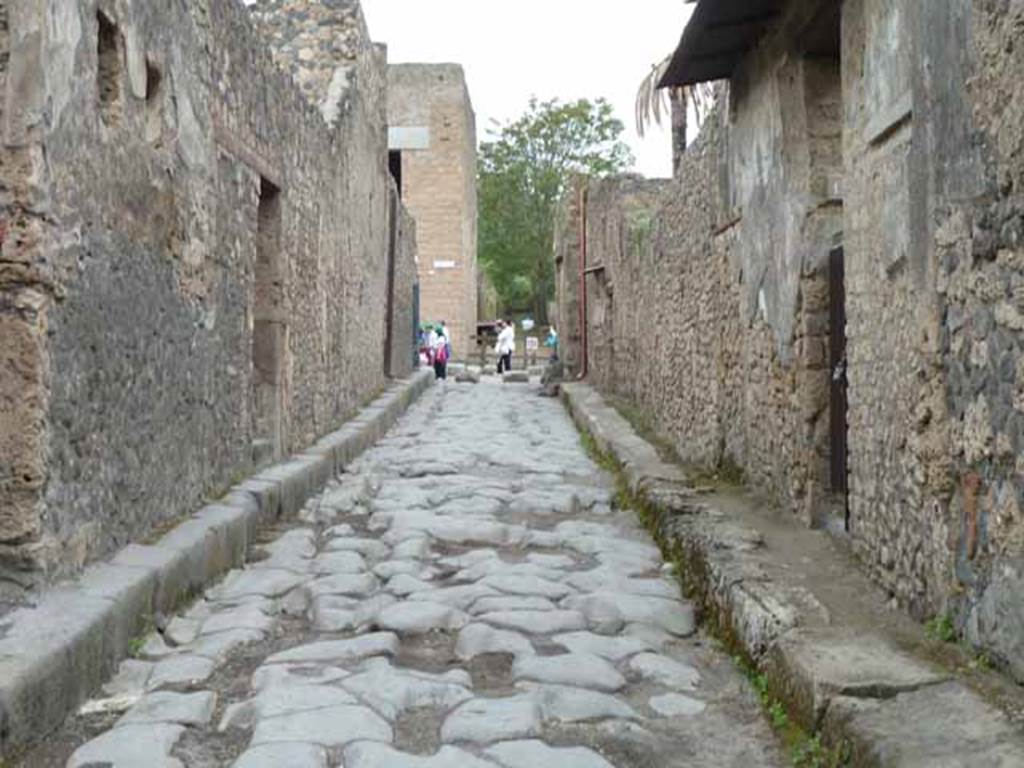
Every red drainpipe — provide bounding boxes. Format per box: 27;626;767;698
577;184;588;379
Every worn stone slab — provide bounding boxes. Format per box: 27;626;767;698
148;654;217;691
486;740;615;768
117;690;216;727
340;659;473;720
0;590;117;754
628;653;700;691
307;571;379;598
823;682;1024;767
552;632;655;662
111;544;192;615
767;628;949;729
221;685;360;730
345;742;495;768
187;627;265;662
563;592;696;637
479;610;587;634
250;663;350;692
67;723;186;768
441;694;542;744
200;603;275;635
265;633;399;665
513;653;626;692
529;684;639;722
208;568;306;602
250;704;392;748
455;623;535;660
232;742;328;768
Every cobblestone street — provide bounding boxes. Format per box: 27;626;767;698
25;379;783;768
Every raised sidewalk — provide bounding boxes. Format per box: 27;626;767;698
562;381;1024;767
0;370;433;759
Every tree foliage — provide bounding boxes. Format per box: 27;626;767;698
478;97;634;320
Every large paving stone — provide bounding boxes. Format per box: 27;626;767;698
529;684;639;722
117;690;216;727
552;631;655;662
408;583;499;610
207;568;306;601
221;684;360;729
312;593;396;633
341;658;473;719
186;628;265;662
312;550;368;575
345;742;496;768
67;723;186;768
147;654;217;691
628;653;700;690
200;603;275;636
471;596;557;615
481;574;574;600
250;704;393;748
563;592;695;637
441;694;543;744
375;601;470;633
265;633;399;665
251;663;350;692
479;610;587;634
513;653;626;692
455;623;535;660
307;572;379;598
486;740;615;768
232;742;328;768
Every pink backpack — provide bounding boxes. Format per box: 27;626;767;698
435;342;449;364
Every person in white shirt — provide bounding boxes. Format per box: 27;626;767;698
495;319;515;374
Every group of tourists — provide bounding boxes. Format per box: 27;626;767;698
419;318;559;381
422;321;451;380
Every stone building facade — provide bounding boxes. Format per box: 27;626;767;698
556;0;1024;681
387;64;479;359
0;0;418;595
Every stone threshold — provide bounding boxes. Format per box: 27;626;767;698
0;369;433;759
561;381;1024;767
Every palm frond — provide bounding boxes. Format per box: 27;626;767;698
635;55;716;141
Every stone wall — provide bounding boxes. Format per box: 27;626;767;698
556;0;1024;682
387;63;478;359
0;0;416;594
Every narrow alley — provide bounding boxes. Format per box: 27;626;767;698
24;379;783;768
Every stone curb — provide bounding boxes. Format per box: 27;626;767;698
0;369;433;758
561;382;1024;767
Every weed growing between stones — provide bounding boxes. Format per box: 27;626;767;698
576;416;851;768
925;614;957;644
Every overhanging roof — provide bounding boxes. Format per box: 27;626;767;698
658;0;783;88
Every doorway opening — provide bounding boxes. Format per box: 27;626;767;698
253;178;285;461
828;245;849;528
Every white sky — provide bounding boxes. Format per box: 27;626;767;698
362;1;694;179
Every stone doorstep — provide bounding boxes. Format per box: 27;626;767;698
560;382;1024;767
0;368;434;760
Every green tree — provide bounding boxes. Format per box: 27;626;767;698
478;97;634;320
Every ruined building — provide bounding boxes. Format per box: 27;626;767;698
0;0;419;595
556;0;1024;681
387;64;479;359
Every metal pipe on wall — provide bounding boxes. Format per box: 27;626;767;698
577;184;588;379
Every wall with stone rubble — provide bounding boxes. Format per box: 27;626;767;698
0;0;415;594
557;0;1024;681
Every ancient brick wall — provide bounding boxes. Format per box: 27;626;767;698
0;0;416;594
387;64;479;360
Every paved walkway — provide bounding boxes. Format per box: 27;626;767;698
28;379;783;767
